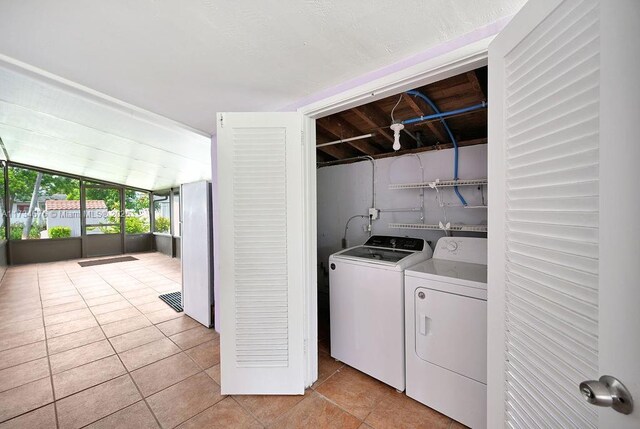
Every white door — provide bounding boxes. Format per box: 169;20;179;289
181;180;213;327
488;1;640;428
216;112;305;394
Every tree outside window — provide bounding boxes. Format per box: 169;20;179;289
125;190;150;234
8;166;80;240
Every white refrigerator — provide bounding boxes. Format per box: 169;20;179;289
181;180;214;328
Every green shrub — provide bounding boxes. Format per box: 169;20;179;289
154;216;170;233
125;216;149;234
49;226;72;238
8;223;48;239
29;224;42;239
10;225;24;240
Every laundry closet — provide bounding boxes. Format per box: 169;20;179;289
316;67;489;428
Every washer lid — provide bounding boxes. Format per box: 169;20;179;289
405;259;487;289
338;246;413;264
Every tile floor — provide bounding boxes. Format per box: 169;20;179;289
0;252;468;429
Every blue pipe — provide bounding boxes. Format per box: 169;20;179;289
400;103;487;126
403;91;487;206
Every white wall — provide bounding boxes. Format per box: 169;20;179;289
46;210;82;237
317;144;488;295
46;208;107;237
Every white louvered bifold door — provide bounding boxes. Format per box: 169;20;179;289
217;112;305;394
491;0;640;427
489;0;602;427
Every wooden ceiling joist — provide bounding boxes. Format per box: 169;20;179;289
317;137;488;165
316;66;488;163
316;141;358;160
351;104;394;146
400;93;449;143
466;70;485;99
316;116;383;156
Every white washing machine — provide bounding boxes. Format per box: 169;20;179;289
329;235;433;391
405;237;488;429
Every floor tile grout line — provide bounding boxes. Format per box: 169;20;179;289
75;399;149;429
185;396;266;429
93;260;223;427
0;335;46;355
52;260;161;427
0;374;50;396
0;403;55;426
311;389;367;426
142;370;225;428
228;396;267;428
45;307;185;372
311;363;389;425
36;267;61;429
90;263;181;327
0;314;45;327
118;328;216;374
61;259;166;429
0;256;183;428
72;256;185;427
47;332;107;356
0;353;48;373
310;360;344;391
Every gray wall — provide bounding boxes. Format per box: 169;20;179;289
7;233;155;265
154;234;174;257
174;237;181;259
9;238;82;265
0;240;7;279
125;234;153;254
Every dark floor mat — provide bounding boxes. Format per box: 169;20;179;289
159;291;183;312
78;256;138;267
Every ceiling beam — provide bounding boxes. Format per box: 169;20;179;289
316;142;357;160
316;151;333;162
317;116;383;156
371;137;487;160
466;70;486;100
350;104;394;146
316;129;360;160
401;93;449;143
318;137;487;166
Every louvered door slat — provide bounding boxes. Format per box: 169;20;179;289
501;1;600;427
218;112;304;394
233;127;288;368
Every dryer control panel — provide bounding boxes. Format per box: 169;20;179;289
433;237;488;265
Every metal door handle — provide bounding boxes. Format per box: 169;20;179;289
579;375;633;415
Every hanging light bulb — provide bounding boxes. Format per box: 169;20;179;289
390;122;404;151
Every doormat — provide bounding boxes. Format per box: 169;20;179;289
159;291;183;312
78;256;138;267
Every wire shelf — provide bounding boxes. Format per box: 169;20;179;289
389;178;488;190
388;223;488;232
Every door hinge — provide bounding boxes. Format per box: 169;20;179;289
219;114;224;128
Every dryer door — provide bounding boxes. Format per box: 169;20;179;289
415;286;487;383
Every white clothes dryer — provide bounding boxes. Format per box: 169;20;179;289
405;236;488;428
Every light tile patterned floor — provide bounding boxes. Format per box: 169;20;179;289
0;252;468;429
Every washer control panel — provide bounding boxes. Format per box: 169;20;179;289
364;235;425;251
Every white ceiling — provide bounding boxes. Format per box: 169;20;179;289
0;65;211;191
0;0;525;134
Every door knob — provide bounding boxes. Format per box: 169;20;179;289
579;375;633;415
